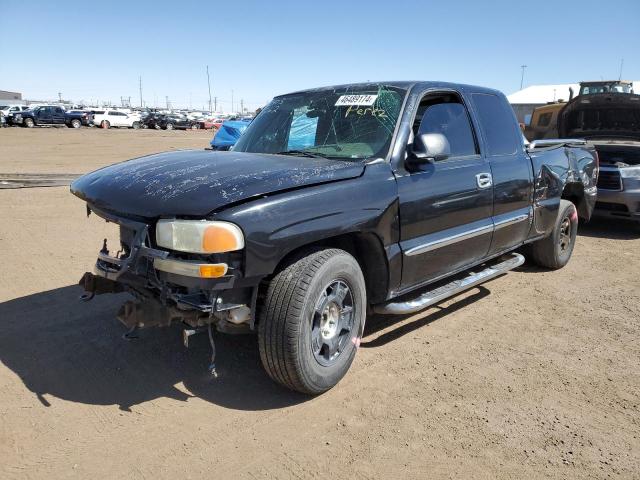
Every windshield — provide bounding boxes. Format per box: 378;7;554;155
233;85;406;160
580;83;633;95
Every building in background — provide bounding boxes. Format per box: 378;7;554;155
0;90;23;105
508;84;578;124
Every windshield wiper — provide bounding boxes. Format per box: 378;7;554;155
275;150;332;159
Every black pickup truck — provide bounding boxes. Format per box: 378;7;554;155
14;105;91;128
72;81;598;394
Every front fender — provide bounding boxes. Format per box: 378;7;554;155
214;161;400;280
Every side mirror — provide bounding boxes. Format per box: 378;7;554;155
409;133;450;164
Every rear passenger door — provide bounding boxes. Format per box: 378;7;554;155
52;107;66;124
396;91;494;290
470;93;533;255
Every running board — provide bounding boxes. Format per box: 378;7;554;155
373;253;525;315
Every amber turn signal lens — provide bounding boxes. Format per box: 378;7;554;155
199;264;228;278
202;225;242;253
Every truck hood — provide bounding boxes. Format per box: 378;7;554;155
558;93;640;140
70;150;365;218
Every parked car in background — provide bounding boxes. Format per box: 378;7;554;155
67;110;95;127
196;116;224;130
157;114;198;130
558;83;640;222
91;109;141;129
0;105;30;125
73;81;598;394
13;106;91;128
210;119;250;149
141;113;164;129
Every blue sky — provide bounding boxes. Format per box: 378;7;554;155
1;0;638;111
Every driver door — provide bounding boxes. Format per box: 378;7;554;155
396;92;494;290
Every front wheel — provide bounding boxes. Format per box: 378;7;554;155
24;118;35;128
131;121;140;129
258;248;366;394
528;199;578;269
100;120;110;129
165;123;174;130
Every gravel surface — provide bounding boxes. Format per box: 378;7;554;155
1;128;638;479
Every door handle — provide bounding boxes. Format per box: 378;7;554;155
476;173;493;189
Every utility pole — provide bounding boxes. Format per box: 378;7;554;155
618;58;624;80
139;76;143;108
165;96;169;110
214;96;217;112
520;65;527;90
58;92;62;102
206;65;213;114
240;99;244;113
231;89;234;113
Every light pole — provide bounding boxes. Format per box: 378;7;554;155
206;65;212;114
520;65;527;90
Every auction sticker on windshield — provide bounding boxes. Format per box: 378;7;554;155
335;95;378;106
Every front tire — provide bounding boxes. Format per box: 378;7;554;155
132;121;140;129
528;199;578;269
258;248;366;395
165;123;174;130
101;120;110;129
24;118;35;128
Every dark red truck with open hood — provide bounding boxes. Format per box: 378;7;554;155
558;82;640;222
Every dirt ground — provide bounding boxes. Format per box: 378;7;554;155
0;128;639;479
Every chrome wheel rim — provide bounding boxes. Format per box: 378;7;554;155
311;280;354;367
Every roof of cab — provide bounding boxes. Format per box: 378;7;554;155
275;81;503;98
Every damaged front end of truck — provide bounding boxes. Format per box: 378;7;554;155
77;205;257;374
79;204;256;328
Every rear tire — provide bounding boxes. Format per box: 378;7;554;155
101;120;110;129
132;121;140;129
528;199;578;269
165;123;174;130
258;248;366;395
70;119;81;129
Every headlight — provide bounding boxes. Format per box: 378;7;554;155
619;166;640;179
156;219;244;254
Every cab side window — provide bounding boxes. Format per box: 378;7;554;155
413;94;477;158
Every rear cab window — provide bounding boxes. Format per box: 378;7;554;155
471;93;520;156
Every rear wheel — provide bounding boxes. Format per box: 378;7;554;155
70;119;81;129
528;199;578;269
258;248;366;394
165;123;174;130
101;120;110;129
132;121;140;129
24;118;35;128
191;123;199;130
